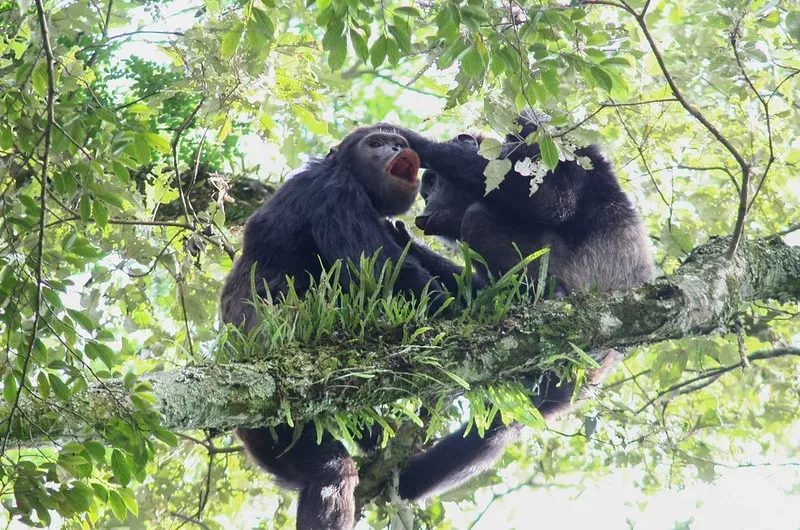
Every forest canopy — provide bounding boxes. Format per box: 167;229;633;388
0;0;799;528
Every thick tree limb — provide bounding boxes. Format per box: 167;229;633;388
1;236;799;447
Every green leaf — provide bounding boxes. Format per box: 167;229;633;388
350;29;369;63
86;341;115;368
79;194;92;222
601;56;632;68
91;482;108;503
3;373;16;404
112;161;130;184
141;132;171;154
293;106;328;135
221;22;244;59
218;117;232;143
31;61;47;96
541;69;559;97
462;4;489;22
589;66;612;92
483;158;512;195
252;8;275;40
98;192;124;209
85;441;106;463
126;135;151;165
477;137;502;160
386;36;401;66
153;429;179;447
67;309;94;331
394;6;422;18
49;373;71;401
787;11;800;41
604;67;629;99
327;31;347;70
37;371;49;400
461;45;483;77
388;24;411;54
369;35;387;69
758;9;780;28
439;36;470;69
119;488;138;517
66;482;93;511
92;200;108;228
539;136;559;170
108;489;127;521
111;449;131;486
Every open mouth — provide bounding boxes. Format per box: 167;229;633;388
386;149;421;185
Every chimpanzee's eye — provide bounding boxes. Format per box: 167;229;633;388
369;139;382;148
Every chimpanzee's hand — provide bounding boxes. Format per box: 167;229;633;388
385;219;415;249
374;123;431;158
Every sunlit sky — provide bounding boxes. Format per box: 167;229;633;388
96;3;800;529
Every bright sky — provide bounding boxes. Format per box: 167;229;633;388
99;4;800;530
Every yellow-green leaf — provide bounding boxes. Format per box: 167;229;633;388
221;22;244;59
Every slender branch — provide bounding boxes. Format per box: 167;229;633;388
341;69;445;98
749;69;800;208
555;98;677;137
579;0;751;258
53;122;93;159
79;30;185;53
2;0;55;458
170;98;205;226
635;348;800;414
727;20;763;258
170;512;211;530
770;222;800;238
734;315;750;368
677;164;740;194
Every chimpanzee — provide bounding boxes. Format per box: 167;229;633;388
384;114;654;501
220;125;470;530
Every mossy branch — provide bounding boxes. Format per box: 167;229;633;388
1;236;799;447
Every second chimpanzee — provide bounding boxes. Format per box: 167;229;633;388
221;125;468;530
385;114;654;501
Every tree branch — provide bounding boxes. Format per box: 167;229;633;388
2;236;799;446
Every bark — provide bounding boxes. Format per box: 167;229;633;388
2;236;798;446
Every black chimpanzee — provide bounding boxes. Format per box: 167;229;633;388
384;114;654;501
220;125;470;530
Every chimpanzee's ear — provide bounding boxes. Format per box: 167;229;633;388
326;145;340;159
455;134;479;150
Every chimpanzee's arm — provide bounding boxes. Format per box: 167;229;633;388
310;184;445;305
385;220;486;293
399;419;523;501
390;125;593;227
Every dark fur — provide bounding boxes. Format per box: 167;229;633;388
221;125;467;530
389;114;654;501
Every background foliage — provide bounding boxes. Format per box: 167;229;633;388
1;0;799;528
